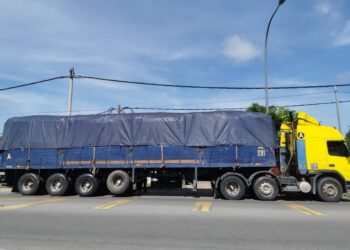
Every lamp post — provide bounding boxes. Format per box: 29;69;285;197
264;0;286;113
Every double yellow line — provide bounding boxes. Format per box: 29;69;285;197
284;201;324;216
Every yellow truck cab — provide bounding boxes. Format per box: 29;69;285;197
280;112;350;202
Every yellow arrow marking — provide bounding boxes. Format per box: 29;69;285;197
95;199;132;210
284;202;324;216
192;200;213;213
0;197;70;211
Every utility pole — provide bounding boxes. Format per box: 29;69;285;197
334;86;342;134
68;68;75;116
264;0;286;113
117;105;122;114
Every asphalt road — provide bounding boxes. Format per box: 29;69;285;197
1;188;350;250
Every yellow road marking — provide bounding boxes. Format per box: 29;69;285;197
0;197;70;211
95;199;132;210
284;202;324;216
192;200;213;213
0;197;42;201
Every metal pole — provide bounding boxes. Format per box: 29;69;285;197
264;1;285;113
117;105;122;114
334;86;343;134
68;68;75;116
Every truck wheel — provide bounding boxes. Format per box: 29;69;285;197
253;176;278;201
317;177;343;202
106;170;130;195
46;173;69;196
17;173;41;195
220;176;245;200
75;173;99;197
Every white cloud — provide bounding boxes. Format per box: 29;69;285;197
269;77;314;87
0;91;66;114
223;35;261;63
336;70;350;83
334;21;350;46
315;3;331;15
314;1;340;19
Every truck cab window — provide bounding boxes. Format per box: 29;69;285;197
327;141;350;157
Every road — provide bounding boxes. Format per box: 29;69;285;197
1;188;350;250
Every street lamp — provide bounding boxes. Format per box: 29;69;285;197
264;0;286;113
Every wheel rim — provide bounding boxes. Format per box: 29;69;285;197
225;181;240;196
80;178;93;193
112;176;124;189
259;181;274;196
23;179;34;192
51;178;64;192
322;182;338;197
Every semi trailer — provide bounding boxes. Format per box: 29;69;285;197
0;111;349;202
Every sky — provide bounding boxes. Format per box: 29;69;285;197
0;0;350;135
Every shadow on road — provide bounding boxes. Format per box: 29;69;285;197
114;188;214;198
2;186;350;202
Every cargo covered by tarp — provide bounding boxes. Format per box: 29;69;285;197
0;111;278;150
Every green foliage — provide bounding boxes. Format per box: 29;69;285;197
346;130;350;147
247;103;296;130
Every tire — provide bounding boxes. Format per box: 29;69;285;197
317;177;343;202
45;173;69;196
75;173;99;197
253;176;278;201
17;173;41;195
219;175;246;200
106;170;130;195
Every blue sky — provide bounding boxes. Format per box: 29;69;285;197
0;0;350;134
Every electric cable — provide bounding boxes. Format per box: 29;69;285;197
1;74;350;91
75;74;350;90
0;76;69;91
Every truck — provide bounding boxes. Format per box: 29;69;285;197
0;111;349;202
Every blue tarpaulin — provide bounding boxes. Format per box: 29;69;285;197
0;111;278;150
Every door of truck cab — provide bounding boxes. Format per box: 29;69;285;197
326;140;350;181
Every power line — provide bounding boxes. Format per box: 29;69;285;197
1;98;350;116
130;107;246;111
130;99;350;111
150;91;333;108
0;109;105;115
75;74;350;90
0;76;69;91
2;74;350;91
283;99;350;108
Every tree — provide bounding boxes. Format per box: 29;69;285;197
247;103;296;130
346;129;350;147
